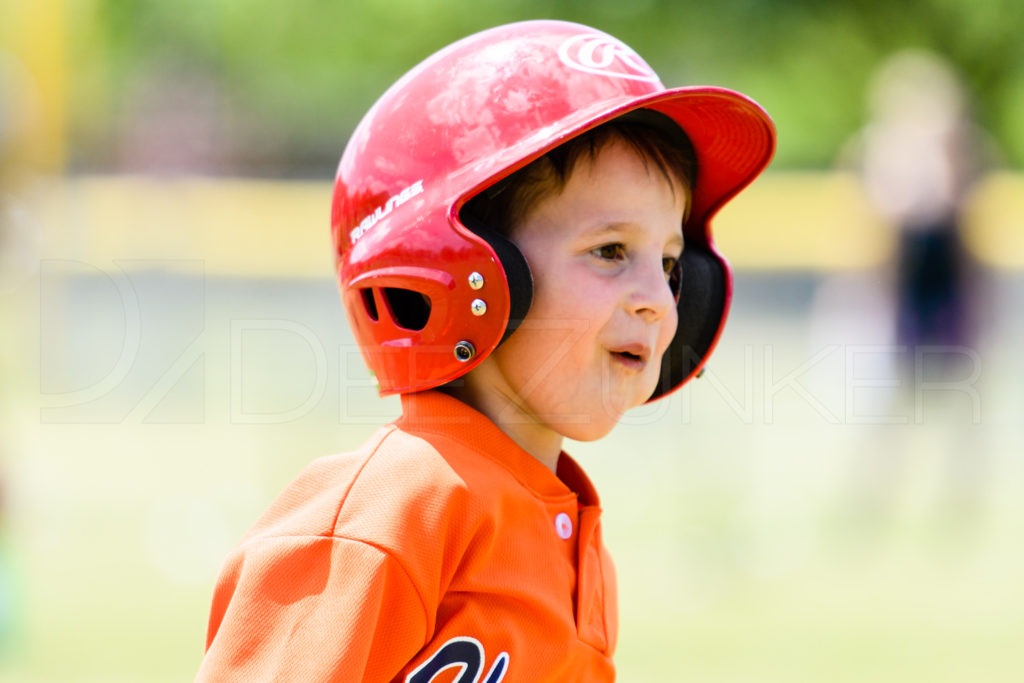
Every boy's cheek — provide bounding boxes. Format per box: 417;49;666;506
657;311;679;355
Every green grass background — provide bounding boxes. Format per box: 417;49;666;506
1;183;1022;682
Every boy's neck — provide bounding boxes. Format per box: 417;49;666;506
441;383;564;472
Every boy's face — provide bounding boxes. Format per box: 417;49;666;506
477;138;686;443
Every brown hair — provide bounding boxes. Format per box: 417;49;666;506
461;110;697;236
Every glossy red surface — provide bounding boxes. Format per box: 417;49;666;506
331;19;775;395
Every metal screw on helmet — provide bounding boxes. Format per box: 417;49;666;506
468;272;484;290
454;341;476;362
470;299;487;316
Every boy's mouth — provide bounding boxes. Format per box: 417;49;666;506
609;344;649;370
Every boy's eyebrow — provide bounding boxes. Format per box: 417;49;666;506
581;222;685;250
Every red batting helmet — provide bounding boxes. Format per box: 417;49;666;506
331;19;775;398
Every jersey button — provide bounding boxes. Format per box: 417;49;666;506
555;512;573;539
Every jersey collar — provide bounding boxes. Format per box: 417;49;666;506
397;390;601;506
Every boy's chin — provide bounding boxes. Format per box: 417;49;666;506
553;410;628;443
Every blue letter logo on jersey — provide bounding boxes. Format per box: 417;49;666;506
405;637;509;683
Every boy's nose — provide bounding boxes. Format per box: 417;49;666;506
626;257;677;323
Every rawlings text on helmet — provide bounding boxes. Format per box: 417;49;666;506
350;179;425;245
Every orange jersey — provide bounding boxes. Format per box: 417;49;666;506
197;390;618;681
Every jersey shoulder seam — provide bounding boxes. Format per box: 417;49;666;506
240;529;432;634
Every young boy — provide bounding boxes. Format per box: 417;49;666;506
197;20;774;681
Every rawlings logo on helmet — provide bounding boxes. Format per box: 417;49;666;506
349;179;425;245
557;33;661;83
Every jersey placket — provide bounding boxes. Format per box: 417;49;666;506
574;505;613;651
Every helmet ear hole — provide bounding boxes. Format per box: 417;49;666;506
360;288;379;322
383;287;432;331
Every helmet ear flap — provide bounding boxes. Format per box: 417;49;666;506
458;212;535;345
649;244;729;401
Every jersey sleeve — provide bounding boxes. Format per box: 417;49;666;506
196;533;428;682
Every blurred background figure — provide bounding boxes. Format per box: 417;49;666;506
854;50;993;386
824;49;1002;536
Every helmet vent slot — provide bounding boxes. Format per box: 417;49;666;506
360;288;379;322
383;288;431;331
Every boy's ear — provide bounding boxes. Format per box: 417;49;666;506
650;244;728;401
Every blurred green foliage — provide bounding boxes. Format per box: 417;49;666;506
70;0;1024;174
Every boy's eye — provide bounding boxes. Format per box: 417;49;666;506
662;256;679;278
592;243;627;261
